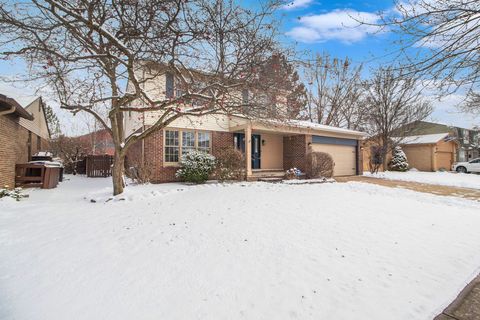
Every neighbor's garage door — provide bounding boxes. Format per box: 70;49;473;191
312;144;357;176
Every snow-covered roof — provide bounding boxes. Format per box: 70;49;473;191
396;133;450;145
248;118;366;137
285;120;366;136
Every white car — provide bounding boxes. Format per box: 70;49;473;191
452;158;480;173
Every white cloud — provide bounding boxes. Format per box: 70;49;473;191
286;9;383;43
282;0;314;10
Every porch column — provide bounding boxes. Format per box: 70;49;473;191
245;122;252;177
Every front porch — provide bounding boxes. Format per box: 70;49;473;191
230;121;311;181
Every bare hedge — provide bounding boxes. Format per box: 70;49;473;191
306;152;334;178
214;147;245;181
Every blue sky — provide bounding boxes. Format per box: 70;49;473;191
0;0;477;133
272;0;478;129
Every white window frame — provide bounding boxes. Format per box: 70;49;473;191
163;129;212;165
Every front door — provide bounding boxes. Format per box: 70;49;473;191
251;134;261;169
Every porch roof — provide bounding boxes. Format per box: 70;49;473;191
229;116;366;139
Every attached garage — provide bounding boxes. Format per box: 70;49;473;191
311;136;358;176
399;133;457;172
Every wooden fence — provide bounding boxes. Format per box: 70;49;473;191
86;155;113;177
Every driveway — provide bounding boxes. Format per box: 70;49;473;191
337;176;480;201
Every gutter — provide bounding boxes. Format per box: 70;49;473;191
0;105;15;116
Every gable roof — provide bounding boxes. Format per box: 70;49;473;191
0;93;34;120
397;133;451;145
19;97;51;139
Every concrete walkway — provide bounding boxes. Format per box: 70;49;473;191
435;274;480;320
336;176;480;201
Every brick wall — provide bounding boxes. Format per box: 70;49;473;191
211;131;234;158
145;130;178;183
283;134;311;172
133;129;234;183
0;115;30;188
356;144;363;175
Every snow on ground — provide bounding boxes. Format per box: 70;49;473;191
365;171;480;190
1;176;480;320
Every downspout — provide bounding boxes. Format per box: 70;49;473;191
0;106;15;116
142;125;145;165
141;68;146;166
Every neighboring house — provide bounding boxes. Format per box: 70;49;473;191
362;132;457;172
124;67;366;183
0;94;51;188
74;128;115;156
396;133;457;171
400;121;480;162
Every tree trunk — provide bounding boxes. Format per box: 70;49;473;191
112;151;125;196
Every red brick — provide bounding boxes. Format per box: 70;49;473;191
283;134;311;172
126;128;234;183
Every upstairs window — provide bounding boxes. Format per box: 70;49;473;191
165;72;174;99
242;89;249;104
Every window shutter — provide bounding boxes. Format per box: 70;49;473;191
166;72;174;98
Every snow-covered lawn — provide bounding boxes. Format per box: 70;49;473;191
1;176;480;320
365;171;480;190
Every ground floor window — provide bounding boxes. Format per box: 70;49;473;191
164;130;179;162
164;129;211;163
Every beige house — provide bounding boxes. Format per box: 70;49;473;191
0;95;51;188
399;133;457;171
362;133;457;172
124;67;366;182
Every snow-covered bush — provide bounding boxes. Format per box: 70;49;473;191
175;150;216;183
0;187;28;201
285;167;302;180
388;146;409;172
214;147;245;182
306;152;334;178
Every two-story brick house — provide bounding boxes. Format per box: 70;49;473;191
124;67;366;182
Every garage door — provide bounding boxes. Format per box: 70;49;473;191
312;144;357;176
436;151;454;171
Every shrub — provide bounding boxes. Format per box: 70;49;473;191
306;152;334;178
175;150;216;183
126;162;154;184
214;147;245;182
388;146;409;171
369;145;387;174
0;187;28;201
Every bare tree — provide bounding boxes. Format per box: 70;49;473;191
304;53;367;130
364;67;432;167
50;135;89;174
372;0;480;114
0;0;282;195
